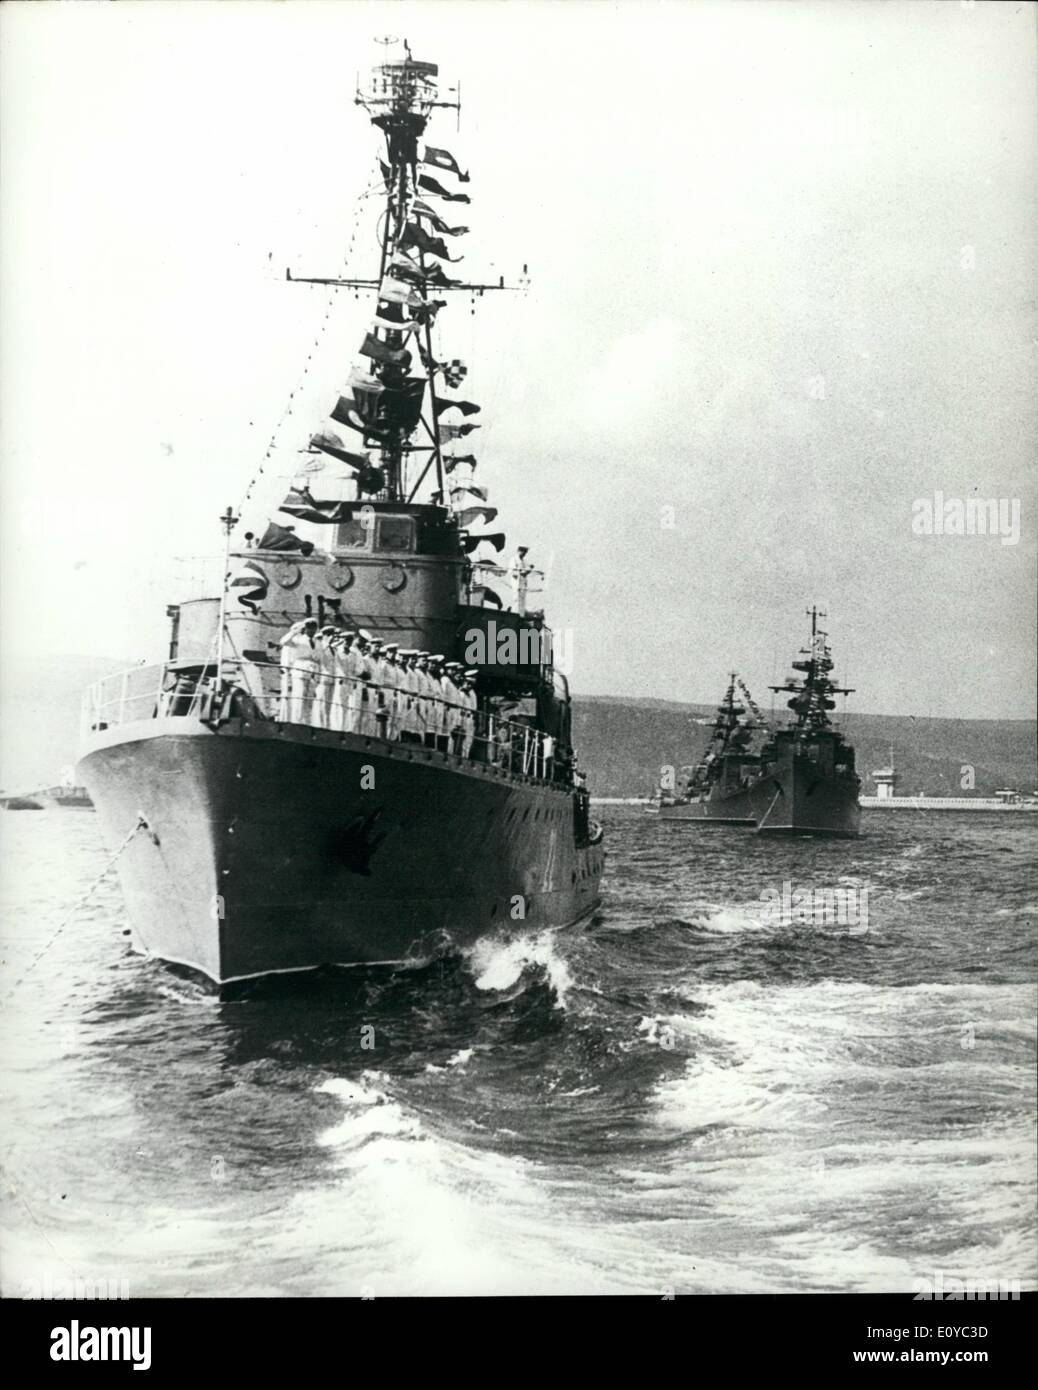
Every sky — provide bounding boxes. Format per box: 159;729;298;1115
1;0;1035;718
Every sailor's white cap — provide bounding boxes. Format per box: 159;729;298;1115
463;668;479;678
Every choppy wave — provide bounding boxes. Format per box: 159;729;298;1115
1;807;1035;1295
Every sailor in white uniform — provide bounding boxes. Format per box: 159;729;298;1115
352;630;375;734
508;546;533;615
415;652;434;746
397;650;419;743
278;618;319;724
329;630;354;732
427;655;448;751
408;649;425;742
345;631;368;734
311;626;338;728
382;642;401;739
443;662;464;754
542;732;555;781
368;638;390;738
461;669;479;758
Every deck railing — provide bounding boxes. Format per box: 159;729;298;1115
82;660;562;782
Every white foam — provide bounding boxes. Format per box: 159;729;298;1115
465;931;574;1006
688;903;773;935
640;978;1036;1286
315;1072;422;1148
297;1075;638;1294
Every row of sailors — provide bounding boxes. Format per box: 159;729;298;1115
277;620;479;753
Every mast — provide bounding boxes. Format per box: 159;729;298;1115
363;45;441;502
380;144;410;498
769;607;854;732
688;673;756;791
284;39;526;516
214;504;238;683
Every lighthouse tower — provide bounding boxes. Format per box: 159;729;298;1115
871;750;899;800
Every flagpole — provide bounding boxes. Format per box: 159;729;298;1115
215;506;237;690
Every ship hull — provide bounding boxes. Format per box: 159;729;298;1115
78;716;604;991
657;793;756;826
752;756;860;838
657;758;860;837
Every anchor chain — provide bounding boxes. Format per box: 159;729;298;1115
1;813;152;1004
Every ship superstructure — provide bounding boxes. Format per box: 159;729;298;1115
655;675;766;824
78;44;604;991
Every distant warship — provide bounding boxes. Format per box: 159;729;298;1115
653;674;765;826
658;609;861;837
77;44;604;992
0;773;93;811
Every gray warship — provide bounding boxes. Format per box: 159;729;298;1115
77;46;604;992
658;610;861;837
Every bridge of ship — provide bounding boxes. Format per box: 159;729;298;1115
170;501;555;689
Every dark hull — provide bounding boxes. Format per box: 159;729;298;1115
78;715;604;990
752;756;860;837
657;793;756;826
658;756;860;838
45;792;94;809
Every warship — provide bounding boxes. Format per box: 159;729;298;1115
77;45;604;992
658;609;861;837
0;771;94;811
653;674;766;825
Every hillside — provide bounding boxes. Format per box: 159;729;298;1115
573;697;1037;799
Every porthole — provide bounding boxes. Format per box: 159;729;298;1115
326;560;354;591
272;561;301;589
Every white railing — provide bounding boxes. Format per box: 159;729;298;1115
81;660;562;782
